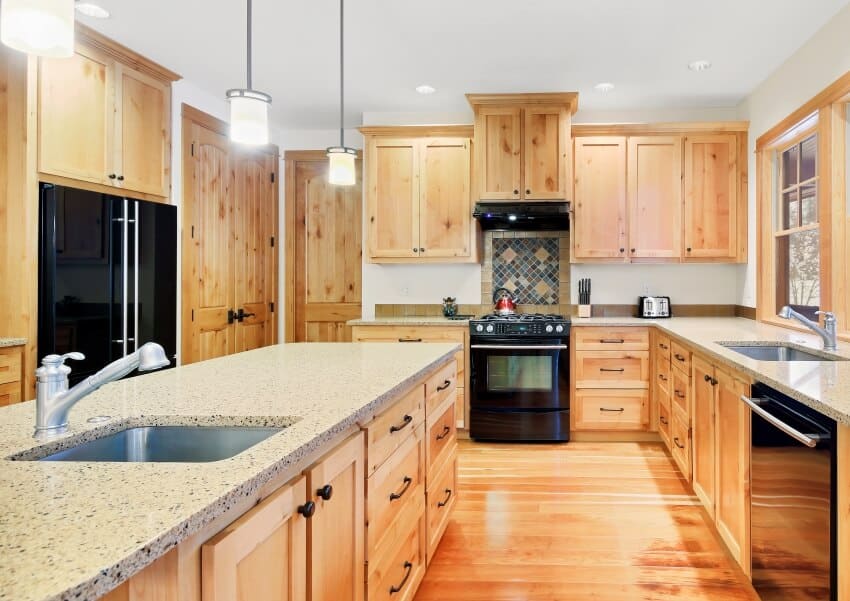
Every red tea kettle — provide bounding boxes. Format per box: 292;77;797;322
493;288;517;315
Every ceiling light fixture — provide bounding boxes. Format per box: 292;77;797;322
688;60;712;72
1;0;75;58
75;2;110;19
327;0;357;186
593;82;615;93
416;84;436;95
226;0;272;145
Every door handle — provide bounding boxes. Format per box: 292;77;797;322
236;308;256;322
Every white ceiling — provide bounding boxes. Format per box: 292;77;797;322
80;0;850;129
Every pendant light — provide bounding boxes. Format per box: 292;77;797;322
1;0;75;58
327;0;357;186
226;0;271;145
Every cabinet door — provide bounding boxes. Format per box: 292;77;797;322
115;65;170;196
202;476;307;601
523;105;567;200
367;138;419;258
419;137;471;258
715;368;751;574
627;136;682;259
38;46;114;185
475;107;521;200
692;355;716;517
306;432;365;601
573;137;628;260
683;135;737;260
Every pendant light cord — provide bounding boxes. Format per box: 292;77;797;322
339;0;345;148
247;0;253;90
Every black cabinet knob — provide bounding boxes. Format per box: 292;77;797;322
317;484;333;501
704;374;711;382
419;247;425;252
117;175;125;181
108;174;117;179
619;248;625;253
686;247;692;252
525;189;531;194
513;189;519;195
298;501;316;518
631;248;636;253
412;248;418;253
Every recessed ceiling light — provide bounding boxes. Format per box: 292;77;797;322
593;82;615;93
688;60;712;72
75;2;110;18
415;84;436;95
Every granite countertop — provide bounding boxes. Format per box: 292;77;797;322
0;342;460;601
348;316;471;326
0;337;26;348
572;317;850;425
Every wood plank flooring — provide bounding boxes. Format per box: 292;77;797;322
415;440;759;601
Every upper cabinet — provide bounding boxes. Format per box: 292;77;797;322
572;124;748;264
467;93;576;202
362;125;477;264
37;26;179;200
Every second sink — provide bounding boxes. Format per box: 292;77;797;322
719;343;847;362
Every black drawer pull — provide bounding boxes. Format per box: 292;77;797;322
436;379;452;391
674;353;686;362
297;501;316;518
398;338;423;343
435;425;451;440
659;415;669;425
600;338;625;344
600;407;625;412
316;484;333;501
389;414;413;433
389;561;413;594
675;390;685;399
704;374;712;382
389;476;413;501
710;377;718;386
673;437;685;449
437;488;453;508
658;374;668;381
599;367;625;373
659;343;668;350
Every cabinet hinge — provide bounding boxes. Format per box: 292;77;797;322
191;143;195;157
191;309;194;321
270;236;275;247
270;172;275;183
191;225;195;238
269;302;275;313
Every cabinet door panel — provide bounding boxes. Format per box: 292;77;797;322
692;355;716;517
573;137;627;260
523;106;567;200
419;138;471;257
683;135;737;259
38;46;113;184
476;107;521;200
627;136;682;259
368;138;418;258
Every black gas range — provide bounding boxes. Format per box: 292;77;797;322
468;313;571;442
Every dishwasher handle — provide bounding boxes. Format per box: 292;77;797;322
740;395;824;448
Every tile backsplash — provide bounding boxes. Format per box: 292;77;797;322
482;231;570;306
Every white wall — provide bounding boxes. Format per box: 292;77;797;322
736;3;850;307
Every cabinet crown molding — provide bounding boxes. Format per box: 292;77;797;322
466;92;579;114
77;23;181;83
358;124;473;138
572;121;749;136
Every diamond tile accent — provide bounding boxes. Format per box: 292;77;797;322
492;237;560;305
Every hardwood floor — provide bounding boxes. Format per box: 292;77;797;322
415;440;759;601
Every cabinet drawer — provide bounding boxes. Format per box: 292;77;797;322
0;348;22;386
425;361;457;415
574;350;649;389
656;359;671;395
426;453;457;564
671;366;690;416
363;384;425;475
671;409;692;481
0;382;21;407
368;513;426;601
655;333;671;361
367;425;425;552
352;325;464;344
658;396;672;450
671;340;692;373
574;389;649;431
574;327;649;351
426;399;456;477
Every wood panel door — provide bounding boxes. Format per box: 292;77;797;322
476;106;522;200
627;136;682;259
306;432;365;601
201;476;307;601
523;105;567;200
683;135;738;260
38;45;114;185
692;355;716;517
418;137;471;258
367;138;419;258
115;65;170;197
573;137;628;260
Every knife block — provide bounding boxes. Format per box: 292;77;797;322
577;304;591;318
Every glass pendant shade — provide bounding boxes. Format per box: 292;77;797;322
1;0;75;57
227;90;271;145
327;147;357;186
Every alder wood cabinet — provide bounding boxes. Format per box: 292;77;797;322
0;345;24;407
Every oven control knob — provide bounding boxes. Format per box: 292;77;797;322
475;324;484;332
486;324;494;333
545;324;554;333
555;324;564;333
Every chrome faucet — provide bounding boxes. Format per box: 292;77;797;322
778;306;838;351
34;343;170;440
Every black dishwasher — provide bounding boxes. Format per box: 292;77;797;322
744;383;836;601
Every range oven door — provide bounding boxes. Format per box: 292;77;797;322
470;337;568;411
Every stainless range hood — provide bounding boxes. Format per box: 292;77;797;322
473;202;570;231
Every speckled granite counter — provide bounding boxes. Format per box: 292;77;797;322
572;317;850;425
348;316;470;326
0;342;459;601
0;337;26;348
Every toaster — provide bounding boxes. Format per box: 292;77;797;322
638;296;671;318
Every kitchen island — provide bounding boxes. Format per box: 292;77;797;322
0;342;460;601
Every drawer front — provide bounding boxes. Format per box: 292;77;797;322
574;327;649;351
368;425;425;552
670;340;692;374
655;333;671;361
364;384;425;475
425;361;457;415
352;325;464;344
426;453;457;564
0;381;21;406
671;409;692;481
658;395;672;450
656;359;671;395
368;513;426;601
455;387;465;430
426;399;456;476
574;351;649;389
574;389;649;431
0;348;22;386
671;367;690;416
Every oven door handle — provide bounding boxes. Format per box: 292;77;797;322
740;395;824;448
470;344;568;350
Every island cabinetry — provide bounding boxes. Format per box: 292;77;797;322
669;340;692;481
0;345;24;406
652;331;673;449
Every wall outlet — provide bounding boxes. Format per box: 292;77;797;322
400;286;409;297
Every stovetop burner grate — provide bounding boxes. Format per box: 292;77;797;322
477;313;566;322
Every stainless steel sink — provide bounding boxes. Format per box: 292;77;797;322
32;426;285;462
719;343;847;362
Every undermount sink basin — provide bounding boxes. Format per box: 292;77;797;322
31;426;285;462
719;343;847;362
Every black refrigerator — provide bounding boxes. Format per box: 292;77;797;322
38;183;177;385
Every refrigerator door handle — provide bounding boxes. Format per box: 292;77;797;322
122;198;129;358
133;200;139;353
